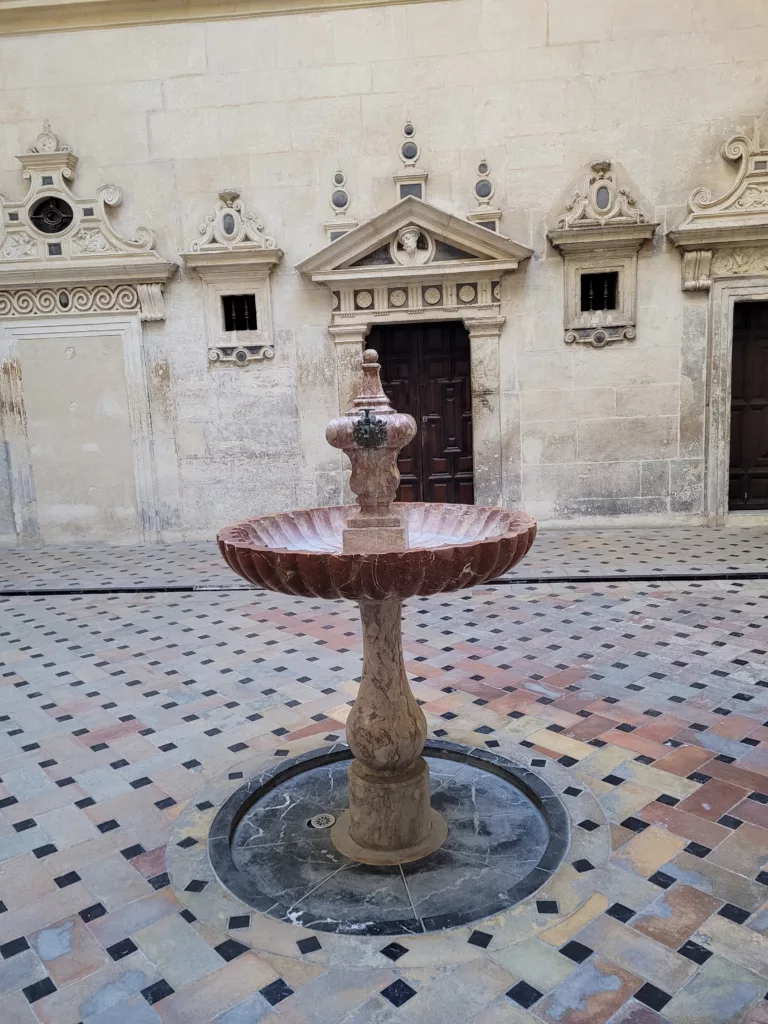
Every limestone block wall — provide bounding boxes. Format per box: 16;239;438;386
0;0;767;539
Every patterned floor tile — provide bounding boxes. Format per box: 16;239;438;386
0;534;767;1022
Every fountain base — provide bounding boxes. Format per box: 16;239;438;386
208;742;569;935
332;757;448;865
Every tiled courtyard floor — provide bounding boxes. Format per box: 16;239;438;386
1;528;767;1023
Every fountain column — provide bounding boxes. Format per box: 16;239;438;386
325;350;448;864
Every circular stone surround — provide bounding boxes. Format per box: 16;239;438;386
208;741;569;935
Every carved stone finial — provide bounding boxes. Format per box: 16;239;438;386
28;121;69;155
326;348;417;552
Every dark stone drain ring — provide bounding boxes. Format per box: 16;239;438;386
208;740;570;935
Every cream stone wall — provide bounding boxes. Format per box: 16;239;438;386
1;0;768;540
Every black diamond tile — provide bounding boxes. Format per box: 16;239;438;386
560;940;593;963
606;902;635;923
297;936;322;954
54;871;80;888
656;793;679;806
0;936;29;959
718;903;750;924
23;977;56;1004
649;870;676;889
142;979;174;1005
506;981;542;1009
468;929;493;947
536;901;559;915
380;941;409;961
572;859;594;873
678;939;713;964
260;978;294;1006
684;841;711;858
380;980;416;1008
120;844;145;860
78;902;107;922
215;939;249;962
185;879;208;893
180;909;196;923
148;872;170;890
620;816;649;833
635;982;672;1012
107;937;138;961
577;819;600;832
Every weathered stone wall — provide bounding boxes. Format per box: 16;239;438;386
0;0;767;539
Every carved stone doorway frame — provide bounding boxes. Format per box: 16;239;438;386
706;278;768;524
297;196;533;506
328;313;506;506
669;126;768;525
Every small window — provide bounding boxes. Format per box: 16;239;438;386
580;271;618;312
221;294;257;332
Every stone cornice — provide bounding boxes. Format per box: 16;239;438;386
0;0;441;35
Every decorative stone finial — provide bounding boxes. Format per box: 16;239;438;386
326;348;416;553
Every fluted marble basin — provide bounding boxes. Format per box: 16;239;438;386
218;502;536;601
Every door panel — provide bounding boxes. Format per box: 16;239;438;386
368;321;473;504
730;302;768;511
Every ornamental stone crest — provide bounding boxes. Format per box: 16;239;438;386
670;128;768;290
188;188;278;256
0;122;175;319
556;161;650;231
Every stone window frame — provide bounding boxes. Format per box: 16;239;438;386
548;161;657;348
181;189;282;368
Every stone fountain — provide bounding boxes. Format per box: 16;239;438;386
218;348;537;870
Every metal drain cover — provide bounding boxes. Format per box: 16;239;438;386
309;813;335;829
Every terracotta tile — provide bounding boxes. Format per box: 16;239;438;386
639;801;732;848
575;914;697;992
631;884;721;948
156;952;277;1024
567;716;620;742
654;746;712;778
697;760;768;793
707;822;768;877
613;826;688;878
131;845;168;879
598;731;670;761
29;915;106;987
662;953;764;1023
731;796;768;829
634;719;685;744
708;714;761;742
536;955;641;1024
677;779;748;821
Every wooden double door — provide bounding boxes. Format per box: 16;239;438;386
729;302;768;510
368;321;473;504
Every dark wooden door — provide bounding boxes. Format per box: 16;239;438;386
368;321;473;503
730;302;768;509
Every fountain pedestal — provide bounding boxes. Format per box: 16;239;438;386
218;348;537;872
331;598;448;865
326;351;447;863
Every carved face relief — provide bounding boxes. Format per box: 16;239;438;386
391;226;432;266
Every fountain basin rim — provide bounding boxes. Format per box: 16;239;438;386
218;503;536;556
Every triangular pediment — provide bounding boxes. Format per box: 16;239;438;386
296;196;531;281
